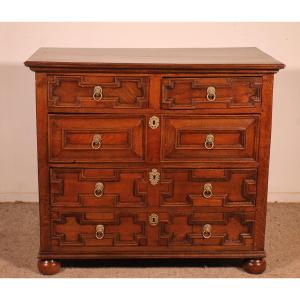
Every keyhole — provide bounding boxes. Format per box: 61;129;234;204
149;213;158;226
153;120;156;125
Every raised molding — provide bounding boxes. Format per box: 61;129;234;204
161;77;262;109
48;75;149;108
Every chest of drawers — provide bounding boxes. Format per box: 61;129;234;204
25;48;284;275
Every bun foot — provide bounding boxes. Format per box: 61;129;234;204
243;258;266;274
38;259;61;275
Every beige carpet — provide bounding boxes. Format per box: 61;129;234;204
0;202;299;278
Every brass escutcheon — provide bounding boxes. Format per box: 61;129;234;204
149;169;160;185
95;224;105;240
203;183;213;198
149;213;159;226
204;133;214;150
207;86;216;101
91;134;102;150
202;224;212;239
93;85;103;101
94;182;104;198
149;116;160;129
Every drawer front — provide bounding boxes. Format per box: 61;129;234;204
50;210;255;252
50;167;256;209
50;168;148;208
48;115;145;162
161;77;262;110
162;115;259;162
48;74;149;109
159;168;257;207
157;211;255;250
51;211;148;249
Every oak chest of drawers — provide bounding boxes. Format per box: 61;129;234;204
25;48;284;275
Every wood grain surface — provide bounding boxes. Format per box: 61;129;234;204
25;48;284;275
25;47;285;71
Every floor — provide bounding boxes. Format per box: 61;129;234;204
0;202;299;278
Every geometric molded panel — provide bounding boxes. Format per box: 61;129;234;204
159;212;255;249
161;77;262;110
51;212;147;248
50;168;148;208
160;169;257;207
48;75;149;108
48;114;145;162
162;115;260;162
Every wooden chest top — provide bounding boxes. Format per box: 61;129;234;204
24;47;284;71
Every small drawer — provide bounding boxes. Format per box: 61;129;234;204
48;74;149;109
50;168;149;208
48;114;145;162
159;168;257;207
161;77;262;110
162;115;259;162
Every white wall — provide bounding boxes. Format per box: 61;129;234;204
0;22;299;202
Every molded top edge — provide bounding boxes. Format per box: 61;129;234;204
24;47;285;71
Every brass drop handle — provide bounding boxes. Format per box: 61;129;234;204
149;213;159;226
204;133;214;149
207;86;216;101
91;134;102;150
95;224;105;240
202;224;212;239
93;85;103;101
203;183;213;198
94;182;104;198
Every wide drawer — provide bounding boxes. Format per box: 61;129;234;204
161;77;262;110
50;210;255;252
50;167;257;209
162;115;260;162
48;114;145;163
48;74;149;109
